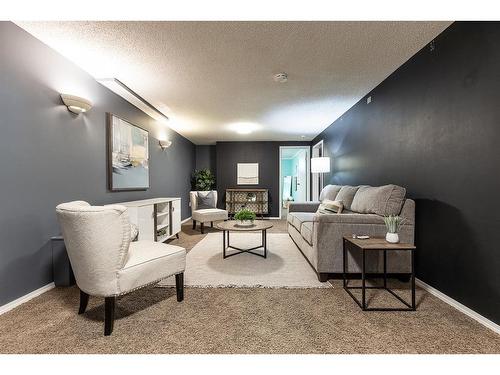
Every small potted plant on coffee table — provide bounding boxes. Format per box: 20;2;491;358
234;208;256;227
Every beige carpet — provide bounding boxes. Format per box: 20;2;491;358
158;232;330;288
0;220;499;354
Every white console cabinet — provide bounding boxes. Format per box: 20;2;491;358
115;198;181;242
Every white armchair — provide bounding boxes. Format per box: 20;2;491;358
190;191;228;233
56;201;186;335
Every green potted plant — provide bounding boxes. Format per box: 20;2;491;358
191;168;216;191
234;208;256;227
383;215;405;243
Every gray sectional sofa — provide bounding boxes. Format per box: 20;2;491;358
287;184;415;281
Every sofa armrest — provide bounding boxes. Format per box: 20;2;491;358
288;202;320;213
314;213;386;225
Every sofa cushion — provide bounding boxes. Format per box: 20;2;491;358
287;212;315;231
335;185;360;210
319;185;342;201
351;184;406;216
317;199;343;214
300;222;314;245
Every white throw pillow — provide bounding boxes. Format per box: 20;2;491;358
317;199;344;214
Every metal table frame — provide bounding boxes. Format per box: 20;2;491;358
222;228;268;259
342;237;416;311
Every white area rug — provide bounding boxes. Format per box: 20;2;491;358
157;233;331;289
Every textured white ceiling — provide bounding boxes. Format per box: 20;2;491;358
17;21;451;144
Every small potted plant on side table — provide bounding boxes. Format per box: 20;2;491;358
234;208;256;227
384;215;405;243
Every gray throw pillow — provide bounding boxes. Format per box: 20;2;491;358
197;191;216;209
351;184;406;216
319;185;342;201
335;185;360;210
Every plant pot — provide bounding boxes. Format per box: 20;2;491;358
236;220;254;227
386;232;399;244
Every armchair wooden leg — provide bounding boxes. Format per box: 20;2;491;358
104;297;115;336
78;290;89;314
211;221;213;228
192;220;196;229
175;273;184;302
200;222;204;234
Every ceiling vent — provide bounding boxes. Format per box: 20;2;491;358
273;72;288;83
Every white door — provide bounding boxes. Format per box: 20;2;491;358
171;199;181;235
137;206;155;241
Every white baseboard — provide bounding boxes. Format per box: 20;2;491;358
416;278;500;335
181;216;192;224
0;282;55;315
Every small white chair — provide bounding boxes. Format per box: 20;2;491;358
56;201;186;335
190;191;228;233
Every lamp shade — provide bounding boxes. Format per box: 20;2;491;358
311;156;330;173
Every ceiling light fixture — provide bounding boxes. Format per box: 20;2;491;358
60;94;92;114
273;72;288;83
97;78;169;123
228;122;261;135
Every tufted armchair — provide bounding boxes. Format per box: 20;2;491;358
190;191;228;233
56;201;186;335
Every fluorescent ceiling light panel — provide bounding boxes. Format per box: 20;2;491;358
97;78;169;123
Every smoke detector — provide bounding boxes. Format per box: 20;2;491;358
273;72;288;83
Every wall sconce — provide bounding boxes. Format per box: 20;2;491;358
159;140;172;150
60;94;92;114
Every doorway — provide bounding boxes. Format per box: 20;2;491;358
311;140;324;201
279;146;311;219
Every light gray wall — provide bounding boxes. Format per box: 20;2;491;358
0;22;196;305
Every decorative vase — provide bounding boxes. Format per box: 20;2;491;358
386;232;399;244
237;220;254;227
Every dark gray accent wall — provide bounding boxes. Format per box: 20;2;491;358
313;22;500;324
195;145;216;173
0;22;196;306
215;141;310;217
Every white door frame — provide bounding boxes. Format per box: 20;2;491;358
312;140;324;201
279;145;311;219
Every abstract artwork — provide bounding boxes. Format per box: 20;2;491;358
237;163;259;185
107;113;149;191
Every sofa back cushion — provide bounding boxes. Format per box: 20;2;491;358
319;185;342;201
351;184;406;216
317;199;344;214
335;185;360;210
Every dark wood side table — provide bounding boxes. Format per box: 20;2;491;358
343;236;416;311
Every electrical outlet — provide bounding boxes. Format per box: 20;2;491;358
367;96;372;104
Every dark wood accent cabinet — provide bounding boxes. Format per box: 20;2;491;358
226;188;269;217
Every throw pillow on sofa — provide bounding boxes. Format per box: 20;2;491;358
317;199;344;214
319;185;342;201
335;185;360;210
350;184;406;216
